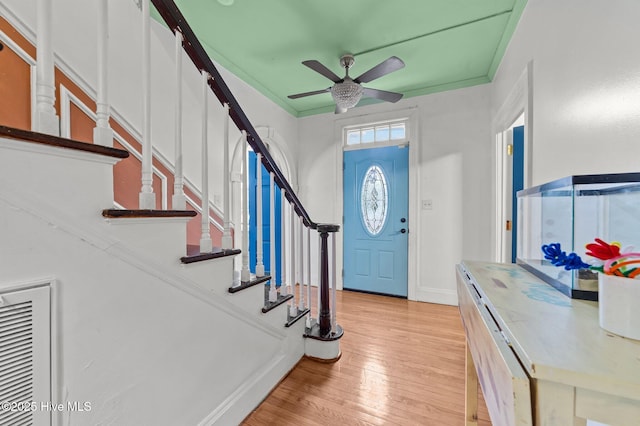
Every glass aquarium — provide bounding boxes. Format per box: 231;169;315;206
517;173;640;300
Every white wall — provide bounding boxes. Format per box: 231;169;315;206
492;0;640;186
298;85;493;305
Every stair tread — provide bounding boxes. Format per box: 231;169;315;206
102;209;197;219
0;125;129;159
181;245;241;264
285;308;310;328
262;293;294;314
228;275;270;293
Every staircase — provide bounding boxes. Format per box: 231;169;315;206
0;1;342;425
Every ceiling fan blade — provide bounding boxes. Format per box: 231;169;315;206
354;56;405;84
335;105;348;114
362;87;404;103
302;60;342;83
287;88;331;99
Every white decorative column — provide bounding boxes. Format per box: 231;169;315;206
280;189;287;296
199;72;212;253
35;0;60;135
221;103;233;249
93;0;113;147
255;153;265;277
268;172;278;302
139;0;155;209
289;202;297;317
172;30;186;209
240;131;251;283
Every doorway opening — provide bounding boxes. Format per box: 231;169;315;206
497;114;525;263
248;150;282;283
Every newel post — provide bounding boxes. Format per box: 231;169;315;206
304;222;342;361
317;223;340;336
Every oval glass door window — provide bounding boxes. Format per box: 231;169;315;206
360;165;388;235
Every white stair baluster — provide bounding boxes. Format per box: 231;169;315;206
298;216;305;312
221;103;232;249
306;226;312;328
331;232;337;333
93;0;113;147
35;0;59;135
280;189;287;296
139;0;155;209
255;153;265;277
199;72;212;253
289;202;297;317
172;30;186;209
240;131;251;282
268;172;277;302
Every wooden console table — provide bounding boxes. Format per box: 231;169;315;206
456;261;640;426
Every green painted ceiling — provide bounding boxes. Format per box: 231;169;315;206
156;0;527;117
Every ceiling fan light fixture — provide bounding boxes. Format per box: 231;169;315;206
331;78;363;110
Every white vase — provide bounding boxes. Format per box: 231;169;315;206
599;273;640;340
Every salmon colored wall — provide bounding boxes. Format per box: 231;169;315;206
54;68;94;123
0;17;34;130
69;103;94;143
0;18;226;249
184;186;222;247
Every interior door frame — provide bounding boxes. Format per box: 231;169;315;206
334;107;419;300
492;61;534;262
497;120;524;263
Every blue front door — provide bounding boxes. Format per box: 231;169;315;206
343;145;409;297
249;151;282;283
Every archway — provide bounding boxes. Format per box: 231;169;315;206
230;126;295;279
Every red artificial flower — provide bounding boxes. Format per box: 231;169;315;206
585;238;621;260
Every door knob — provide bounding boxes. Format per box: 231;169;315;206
400;218;406;223
400;228;407;234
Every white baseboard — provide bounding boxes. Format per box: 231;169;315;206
415;286;458;306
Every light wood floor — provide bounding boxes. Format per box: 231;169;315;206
243;290;491;425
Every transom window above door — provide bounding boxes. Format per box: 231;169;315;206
345;120;407;147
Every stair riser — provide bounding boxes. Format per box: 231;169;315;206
180;257;235;291
225;283;265;315
0;138;115;218
261;301;293;329
103;219;190;265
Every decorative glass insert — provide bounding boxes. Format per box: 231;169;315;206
360;165;388;235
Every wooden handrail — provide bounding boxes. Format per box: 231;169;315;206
151;0;315;228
